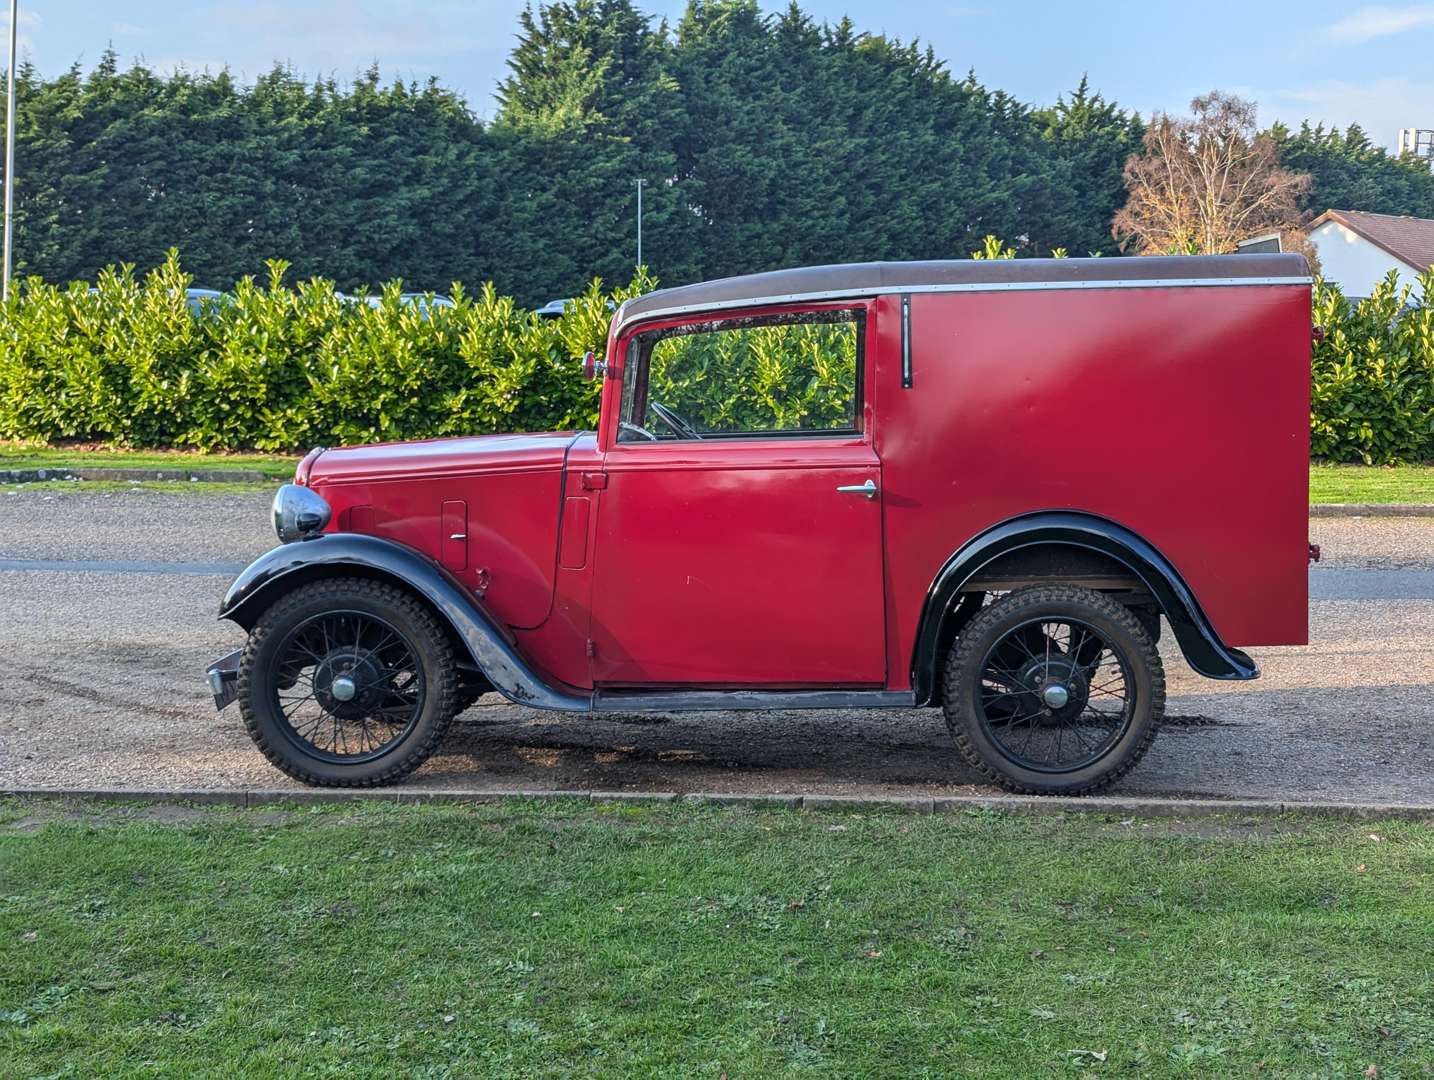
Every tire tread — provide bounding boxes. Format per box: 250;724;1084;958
942;584;1165;796
237;577;457;787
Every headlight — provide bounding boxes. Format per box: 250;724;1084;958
272;484;332;543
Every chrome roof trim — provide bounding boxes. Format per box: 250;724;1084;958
614;275;1313;334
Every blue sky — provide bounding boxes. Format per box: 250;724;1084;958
8;1;1434;148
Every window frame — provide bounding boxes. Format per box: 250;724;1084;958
613;304;868;445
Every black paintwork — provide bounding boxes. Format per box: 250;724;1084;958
593;689;916;712
217;516;1254;717
219;533;592;712
909;511;1259;707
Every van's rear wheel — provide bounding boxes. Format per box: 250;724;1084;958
942;585;1164;795
237;578;457;786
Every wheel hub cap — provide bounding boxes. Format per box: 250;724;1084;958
313;649;383;719
1013;653;1091;724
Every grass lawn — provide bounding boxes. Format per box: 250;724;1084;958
0;442;297;480
2;800;1432;1077
1310;463;1434;504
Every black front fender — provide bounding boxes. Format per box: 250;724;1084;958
221;533;590;712
911;511;1258;706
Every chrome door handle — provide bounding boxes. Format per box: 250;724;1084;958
836;479;879;499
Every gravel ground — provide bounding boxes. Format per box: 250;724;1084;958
1;487;1431;803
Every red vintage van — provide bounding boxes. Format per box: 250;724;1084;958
208;254;1314;794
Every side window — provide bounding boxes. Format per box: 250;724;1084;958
618;310;862;442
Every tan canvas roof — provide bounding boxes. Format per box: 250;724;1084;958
616;253;1310;332
1308;209;1434;273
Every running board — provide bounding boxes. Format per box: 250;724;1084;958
592;689;916;713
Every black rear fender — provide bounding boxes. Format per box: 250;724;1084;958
912;511;1257;706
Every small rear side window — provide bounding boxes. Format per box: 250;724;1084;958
619;309;863;442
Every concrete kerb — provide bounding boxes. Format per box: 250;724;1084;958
7;786;1434;822
0;467;271;485
1309;503;1434;517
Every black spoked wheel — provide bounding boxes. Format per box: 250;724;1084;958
271;610;426;763
238;578;457;786
943;585;1164;795
976;616;1132;773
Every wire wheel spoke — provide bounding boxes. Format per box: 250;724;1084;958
975;615;1133;774
267;609;425;762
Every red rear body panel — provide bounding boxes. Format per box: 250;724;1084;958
873;284;1310;688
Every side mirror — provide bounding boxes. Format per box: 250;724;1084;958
581;350;608;380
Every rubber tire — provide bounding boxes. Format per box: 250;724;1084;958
237;577;458;787
942;584;1165;795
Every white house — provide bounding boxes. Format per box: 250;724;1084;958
1304;209;1434;300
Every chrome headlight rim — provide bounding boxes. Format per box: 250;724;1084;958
272;483;332;543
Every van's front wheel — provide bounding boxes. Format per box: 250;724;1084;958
942;585;1164;795
237;578;458;786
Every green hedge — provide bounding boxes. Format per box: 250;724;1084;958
1312;270;1434;464
647;317;858;433
1;253;1432;462
0;252;648;451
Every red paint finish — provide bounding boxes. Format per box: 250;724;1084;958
873;285;1310;689
312;432;575;482
559;497;590;569
588;437;886;685
308;433;574;630
513;434;605;690
440;500;467;571
301;276;1310;697
580;300;885;687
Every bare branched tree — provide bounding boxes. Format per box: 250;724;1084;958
1113;92;1312;256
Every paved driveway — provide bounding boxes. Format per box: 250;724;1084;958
1;487;1431;804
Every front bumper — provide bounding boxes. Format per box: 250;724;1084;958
207;648;242;710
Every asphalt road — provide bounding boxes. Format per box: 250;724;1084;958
1;486;1432;804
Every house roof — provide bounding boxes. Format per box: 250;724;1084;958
1307;209;1434;273
615;253;1310;333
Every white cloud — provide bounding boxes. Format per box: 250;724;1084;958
203;1;497;66
1325;5;1434;43
1;9;40;29
92;1;521;111
1266;77;1434;148
0;8;41;57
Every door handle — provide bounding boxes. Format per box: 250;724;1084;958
836;479;879;499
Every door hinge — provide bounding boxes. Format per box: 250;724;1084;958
585;639;596;658
581;471;608;491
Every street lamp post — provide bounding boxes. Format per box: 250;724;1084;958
2;0;17;301
634;178;647;271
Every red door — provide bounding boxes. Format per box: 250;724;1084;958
587;301;886;687
588;439;886;685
